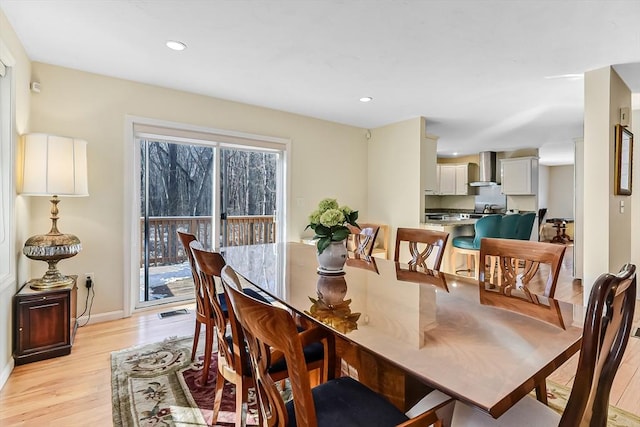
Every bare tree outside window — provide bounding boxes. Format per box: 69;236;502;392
139;139;277;303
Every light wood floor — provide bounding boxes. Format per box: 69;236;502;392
1;247;639;425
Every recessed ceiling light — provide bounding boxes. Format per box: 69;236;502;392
359;97;373;102
166;40;187;51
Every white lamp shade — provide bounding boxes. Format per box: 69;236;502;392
22;134;89;196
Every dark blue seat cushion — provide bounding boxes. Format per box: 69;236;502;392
285;376;409;427
452;235;475;249
225;325;324;375
268;328;324;374
218;288;269;315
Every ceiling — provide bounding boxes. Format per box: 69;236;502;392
1;1;639;165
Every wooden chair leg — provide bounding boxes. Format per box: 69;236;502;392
211;364;225;424
191;321;201;361
535;380;548;405
450;249;458;275
236;379;249;427
201;325;214;385
472;252;479;279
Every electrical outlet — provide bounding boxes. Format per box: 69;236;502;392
85;273;94;289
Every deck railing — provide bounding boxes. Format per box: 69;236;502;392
142;215;275;266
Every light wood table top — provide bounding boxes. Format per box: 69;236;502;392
222;242;583;418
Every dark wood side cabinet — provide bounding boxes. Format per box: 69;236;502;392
13;278;78;365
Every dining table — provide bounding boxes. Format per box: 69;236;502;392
221;242;584;419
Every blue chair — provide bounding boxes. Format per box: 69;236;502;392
450;215;501;278
498;213;520;239
515;212;536;240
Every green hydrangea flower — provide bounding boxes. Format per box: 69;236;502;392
305;198;359;254
318;198;339;213
319;209;345;227
308;209;322;224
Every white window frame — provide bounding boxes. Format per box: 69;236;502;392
0;39;16;294
123;115;290;315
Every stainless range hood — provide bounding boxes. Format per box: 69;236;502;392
469;151;498;187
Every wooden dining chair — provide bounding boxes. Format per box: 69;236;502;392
222;275;441;427
188;240;225;387
177;231;209;363
479;237;566;299
347;223;380;259
394;228;449;271
418;263;637;427
216;264;331;427
479;237;567;403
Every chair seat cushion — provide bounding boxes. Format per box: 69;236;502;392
269;327;324;373
218;288;269;315
285;376;409;427
452;236;476;250
225;327;324;375
451;395;560;426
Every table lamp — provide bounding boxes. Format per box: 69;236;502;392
21;133;89;290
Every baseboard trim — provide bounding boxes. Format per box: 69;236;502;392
0;357;15;391
77;310;124;326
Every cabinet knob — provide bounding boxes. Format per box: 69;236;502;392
42;296;47;300
18;327;23;332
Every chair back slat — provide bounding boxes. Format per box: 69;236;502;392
190;246;237;372
560;264;636;426
479;238;566;298
347;223;380;259
394;228;449;270
223;280;319;427
177;232;203;308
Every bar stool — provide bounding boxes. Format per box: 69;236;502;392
450;215;501;278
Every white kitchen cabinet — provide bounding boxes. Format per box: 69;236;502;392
455;164;470;195
435;163;474;195
421;135;439;195
501;157;538;195
439;165;457;195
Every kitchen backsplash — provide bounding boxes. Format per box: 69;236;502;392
474;185;506;213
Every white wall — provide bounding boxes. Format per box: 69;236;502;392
0;8;31;390
631;109;640;270
367;117;422;251
27;62;368;322
582;66;632;305
547;165;574;219
538;165;549;212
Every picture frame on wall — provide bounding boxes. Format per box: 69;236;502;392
615;124;633;196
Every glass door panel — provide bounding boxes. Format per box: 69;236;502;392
219;148;278;247
139;140;213;304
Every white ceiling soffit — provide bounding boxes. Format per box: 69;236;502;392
0;0;639;162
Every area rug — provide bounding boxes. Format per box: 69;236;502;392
539;381;640;426
111;336;259;427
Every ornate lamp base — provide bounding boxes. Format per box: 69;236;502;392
23;196;82;290
27;260;76;290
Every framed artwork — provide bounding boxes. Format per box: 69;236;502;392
615;125;633;196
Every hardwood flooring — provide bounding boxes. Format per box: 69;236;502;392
1;246;639;425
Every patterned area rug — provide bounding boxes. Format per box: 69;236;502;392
111;336;259;427
538;381;640;426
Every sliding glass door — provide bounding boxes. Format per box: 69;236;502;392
136;136;283;307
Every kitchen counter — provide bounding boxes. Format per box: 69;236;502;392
422;218;478;226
